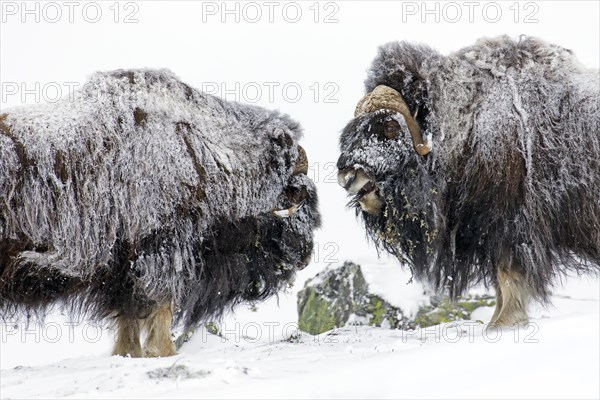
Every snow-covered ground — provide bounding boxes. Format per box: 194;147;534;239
1;259;599;399
1;1;599;399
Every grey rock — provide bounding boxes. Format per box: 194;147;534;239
297;261;495;335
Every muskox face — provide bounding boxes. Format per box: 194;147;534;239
337;110;415;215
337;85;437;263
270;144;320;271
337;85;431;215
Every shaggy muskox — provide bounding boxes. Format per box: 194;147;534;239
0;69;320;357
337;36;599;326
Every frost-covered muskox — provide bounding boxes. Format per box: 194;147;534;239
0;69;320;357
337;36;599;326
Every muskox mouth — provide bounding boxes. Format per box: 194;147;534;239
356;180;377;201
338;168;385;215
272;200;305;218
354;181;384;215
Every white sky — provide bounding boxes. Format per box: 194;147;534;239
1;0;599;267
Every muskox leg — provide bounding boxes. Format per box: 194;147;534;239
489;268;530;327
489;281;504;324
142;303;176;358
112;317;143;358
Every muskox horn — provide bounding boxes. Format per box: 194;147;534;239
354;85;430;156
272;145;309;218
294;145;309;175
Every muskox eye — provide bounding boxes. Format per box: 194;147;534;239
383;119;400;140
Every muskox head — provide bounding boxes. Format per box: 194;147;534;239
337;84;431;214
337;84;439;264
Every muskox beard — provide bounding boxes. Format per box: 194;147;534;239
360;167;446;283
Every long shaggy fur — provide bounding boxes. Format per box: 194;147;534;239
338;36;599;301
0;69;320;327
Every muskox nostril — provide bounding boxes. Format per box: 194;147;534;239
337;169;356;189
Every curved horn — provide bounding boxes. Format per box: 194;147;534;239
273;146;309;219
293;145;309;175
355;85;430;156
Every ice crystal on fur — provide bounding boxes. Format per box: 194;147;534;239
0;69;320;327
339;36;599;302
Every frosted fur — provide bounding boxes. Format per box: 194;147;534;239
339;36;599;300
0;69;320;325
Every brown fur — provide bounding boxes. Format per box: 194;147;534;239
112;303;176;358
489;268;530;327
143;303;177;357
113;318;142;358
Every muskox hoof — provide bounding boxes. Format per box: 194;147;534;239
142;303;177;358
488;311;529;329
488;269;530;328
112;346;143;358
144;342;177;358
112;318;143;358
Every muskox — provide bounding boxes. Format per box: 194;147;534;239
0;69;320;357
337;36;599;326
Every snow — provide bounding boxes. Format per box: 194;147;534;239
0;280;597;399
359;258;430;317
1;1;599;399
1;272;598;399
